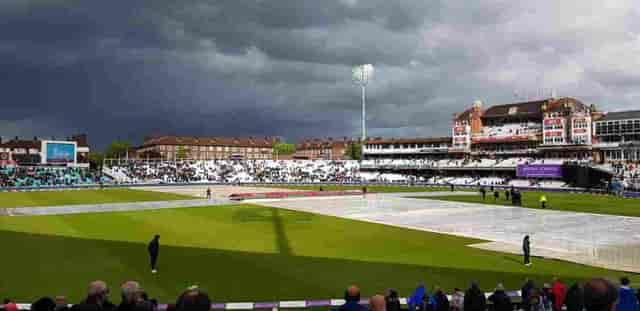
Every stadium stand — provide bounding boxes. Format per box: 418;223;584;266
0;167;107;188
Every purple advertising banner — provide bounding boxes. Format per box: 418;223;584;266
516;164;563;178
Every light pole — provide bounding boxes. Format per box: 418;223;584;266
352;64;374;141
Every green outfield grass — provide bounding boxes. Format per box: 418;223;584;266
421;191;640;217
261;184;452;193
0;204;635;303
0;189;195;208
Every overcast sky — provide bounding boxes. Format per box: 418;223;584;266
1;0;639;149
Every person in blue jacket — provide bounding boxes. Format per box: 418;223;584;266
617;277;639;311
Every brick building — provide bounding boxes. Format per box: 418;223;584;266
135;136;278;160
294;138;357;160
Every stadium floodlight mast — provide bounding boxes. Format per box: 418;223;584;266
352;64;374;141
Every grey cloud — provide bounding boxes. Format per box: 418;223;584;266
0;0;639;149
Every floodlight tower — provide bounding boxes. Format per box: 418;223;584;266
352;64;374;141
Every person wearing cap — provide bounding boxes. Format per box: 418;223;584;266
489;283;512;311
148;235;160;273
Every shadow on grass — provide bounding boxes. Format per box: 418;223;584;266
0;229;592;304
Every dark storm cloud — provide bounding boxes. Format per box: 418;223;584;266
1;0;639;149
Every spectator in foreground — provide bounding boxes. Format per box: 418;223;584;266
54;296;69;311
617;277;639;311
521;280;536;311
369;295;386;311
433;287;449;311
583;278;618;311
488;283;511;311
71;280;116;311
175;287;211;311
542;283;554;311
450;288;464;311
4;299;19;311
338;285;368;311
31;297;56;311
551;278;567;311
383;289;401;311
464;282;486;311
117;281;141;311
565;283;584;311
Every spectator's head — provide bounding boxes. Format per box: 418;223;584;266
345;285;361;302
54;296;69;311
583;278;618;311
154;235;160;240
369;295;386;311
5;301;19;311
31;297;56;311
176;288;210;311
470;281;480;291
54;296;66;306
620;277;630;287
87;280;109;304
120;281;141;304
384;289;398;301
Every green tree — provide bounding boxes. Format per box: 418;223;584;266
104;140;132;159
176;146;190;160
88;152;104;169
346;142;362;160
273;142;296;155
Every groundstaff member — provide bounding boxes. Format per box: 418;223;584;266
148;234;160;273
523;235;531;266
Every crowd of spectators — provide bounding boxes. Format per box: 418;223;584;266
105;160;362;184
0;167;107;188
3;277;638;311
104;160;515;186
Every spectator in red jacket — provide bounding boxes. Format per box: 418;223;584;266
551;278;567;311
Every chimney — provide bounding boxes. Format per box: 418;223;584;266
471;100;483;136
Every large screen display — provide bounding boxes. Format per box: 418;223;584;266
44;142;77;164
516;164;563;178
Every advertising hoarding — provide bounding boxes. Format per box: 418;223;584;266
516;164;563;178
